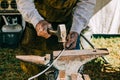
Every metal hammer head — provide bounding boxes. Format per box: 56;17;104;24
57;24;66;42
48;24;66;42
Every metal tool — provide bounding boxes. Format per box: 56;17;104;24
48;24;66;43
16;48;109;80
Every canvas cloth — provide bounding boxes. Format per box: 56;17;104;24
88;0;120;34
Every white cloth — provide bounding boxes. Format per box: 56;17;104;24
16;0;96;34
88;0;120;34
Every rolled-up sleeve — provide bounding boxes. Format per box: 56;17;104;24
71;0;96;34
16;0;44;28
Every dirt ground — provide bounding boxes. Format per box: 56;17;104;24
0;37;120;80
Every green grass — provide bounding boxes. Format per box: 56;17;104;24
0;48;31;80
84;37;120;80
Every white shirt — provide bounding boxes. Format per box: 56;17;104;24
16;0;96;34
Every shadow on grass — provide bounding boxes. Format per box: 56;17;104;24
0;48;31;80
84;59;120;80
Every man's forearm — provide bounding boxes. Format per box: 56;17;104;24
71;0;96;34
16;0;44;28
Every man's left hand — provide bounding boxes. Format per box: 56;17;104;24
65;31;79;49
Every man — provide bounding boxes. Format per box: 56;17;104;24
16;0;96;79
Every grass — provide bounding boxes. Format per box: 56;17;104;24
0;37;120;80
84;37;120;80
0;48;31;80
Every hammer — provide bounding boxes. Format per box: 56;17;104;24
48;24;66;43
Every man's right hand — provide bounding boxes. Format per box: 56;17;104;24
35;20;51;39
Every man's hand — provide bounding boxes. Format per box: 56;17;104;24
35;20;51;39
66;32;79;49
